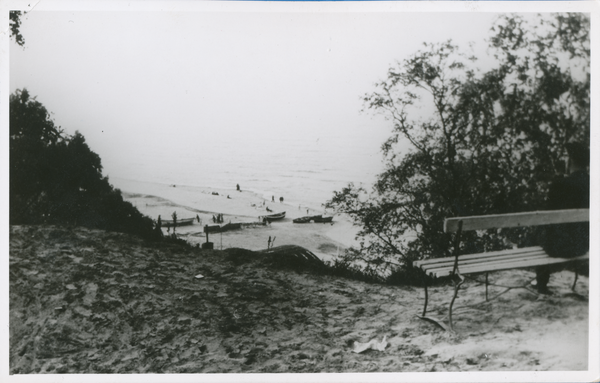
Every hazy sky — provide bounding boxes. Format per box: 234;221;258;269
6;2;597;185
8;5;506;174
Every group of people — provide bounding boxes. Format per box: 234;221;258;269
154;213;179;238
212;213;224;224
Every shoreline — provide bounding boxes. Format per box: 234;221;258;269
111;177;360;262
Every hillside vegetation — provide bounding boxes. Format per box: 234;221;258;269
10;89;158;239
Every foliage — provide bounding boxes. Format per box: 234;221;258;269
323;251;387;284
10;11;26;47
326;13;590;278
489;13;590;166
10;89;160;240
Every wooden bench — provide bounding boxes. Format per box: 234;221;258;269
413;208;589;331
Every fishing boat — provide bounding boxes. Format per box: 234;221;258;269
293;216;312;224
203;224;221;233
312;215;333;223
161;217;195;227
260;212;286;222
221;222;243;231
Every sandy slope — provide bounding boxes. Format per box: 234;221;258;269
9;225;590;375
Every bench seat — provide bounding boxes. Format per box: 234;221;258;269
414;246;589;278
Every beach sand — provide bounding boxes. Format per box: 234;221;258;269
113;178;359;263
9;224;590;375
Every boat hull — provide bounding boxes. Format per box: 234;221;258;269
161;218;195;227
293;216;312;223
313;215;333;223
260;212;286;222
293;215;334;223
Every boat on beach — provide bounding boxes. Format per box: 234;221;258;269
293;215;334;224
293;216;312;224
203;221;266;234
313;215;333;223
260;212;286;222
161;217;195;227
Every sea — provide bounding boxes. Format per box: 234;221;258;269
102;128;389;212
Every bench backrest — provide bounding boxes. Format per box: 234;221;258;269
444;209;589;233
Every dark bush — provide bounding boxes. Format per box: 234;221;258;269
10;89;161;241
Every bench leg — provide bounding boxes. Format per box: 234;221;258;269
485;272;489;302
422;282;429;317
448;273;465;332
572;270;579;292
417;279;451;331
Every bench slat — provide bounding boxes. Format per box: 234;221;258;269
418;250;547;271
425;253;550;277
414;246;544;267
426;253;589;278
444;209;589;233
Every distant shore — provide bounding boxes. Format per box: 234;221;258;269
110;177;359;262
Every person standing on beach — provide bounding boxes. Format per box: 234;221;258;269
536;142;590;294
155;215;163;237
268;236;272;249
172;211;178;233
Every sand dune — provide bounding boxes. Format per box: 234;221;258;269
9;225;591;377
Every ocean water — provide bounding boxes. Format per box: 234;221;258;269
103;128;387;211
